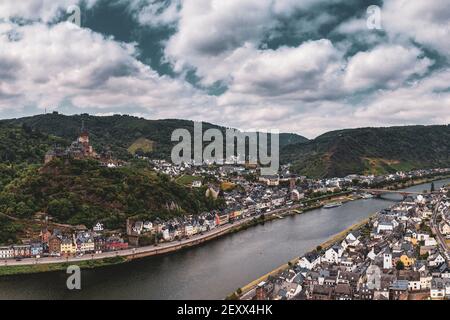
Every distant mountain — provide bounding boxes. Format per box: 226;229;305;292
281;125;450;178
278;133;309;147
1;113;308;162
2;113;447;180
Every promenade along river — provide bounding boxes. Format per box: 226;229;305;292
0;178;449;300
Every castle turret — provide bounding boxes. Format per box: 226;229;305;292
78;120;89;144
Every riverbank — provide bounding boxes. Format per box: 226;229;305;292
382;174;450;191
0;191;355;277
228;215;375;300
0;256;127;277
226;175;450;300
1;175;447;277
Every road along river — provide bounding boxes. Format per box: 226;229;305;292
0;179;448;299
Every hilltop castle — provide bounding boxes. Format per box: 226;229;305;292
44;121;99;164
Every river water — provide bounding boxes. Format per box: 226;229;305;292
0;178;448;300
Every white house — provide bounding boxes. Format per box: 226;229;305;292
271;197;285;207
413;232;430;241
0;247;13;259
424;238;437;246
430;278;449;300
192;180;202;188
298;252;321;270
324;245;344;264
428;252;446;267
142;221;153;232
162;229;171;241
377;222;394;234
184;225;194;237
93;222;104;232
342;232;361;250
339;257;355;272
441;223;450;235
367;248;377;261
79;238;95;253
420;275;433;289
345;232;360;243
291;190;304;201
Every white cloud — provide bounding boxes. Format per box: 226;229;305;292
163;0;346;86
137;0;181;26
0;0;448;139
382;0;450;56
0;20;215;119
224;40;344;99
0;0;98;23
344;45;433;91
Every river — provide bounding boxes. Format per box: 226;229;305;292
0;178;448;300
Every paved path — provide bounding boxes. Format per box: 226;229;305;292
431;195;450;261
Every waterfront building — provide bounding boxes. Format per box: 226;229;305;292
61;237;77;256
0;247;14;259
13;245;31;258
48;236;62;256
215;213;230;226
30;243;44;257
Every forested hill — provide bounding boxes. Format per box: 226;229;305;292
1;113;448;180
0;158;224;234
1;113;308;162
281;125;450;178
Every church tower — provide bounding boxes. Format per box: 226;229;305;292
383;248;392;269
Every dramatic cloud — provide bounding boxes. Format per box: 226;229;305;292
0;0;448;138
382;0;450;55
163;0;347;85
343;45;433;91
0;20;215;118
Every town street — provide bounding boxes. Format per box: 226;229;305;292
1;204;303;268
431;197;450;260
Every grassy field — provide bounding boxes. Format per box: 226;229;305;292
127;138;155;154
175;175;202;186
0;256;127;277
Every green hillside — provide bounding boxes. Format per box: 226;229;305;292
281;125;450;178
1;113;307;161
0;159;224;230
0;122;68;164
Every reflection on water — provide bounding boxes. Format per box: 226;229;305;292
0;178;448;300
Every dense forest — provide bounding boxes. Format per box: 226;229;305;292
281;125;450;178
0;159;224;231
1;113;307;161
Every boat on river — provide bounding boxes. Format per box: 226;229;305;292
323;202;343;209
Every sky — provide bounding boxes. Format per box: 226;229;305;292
0;0;449;138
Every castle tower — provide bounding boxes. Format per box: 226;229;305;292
289;177;296;191
78;120;89;144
